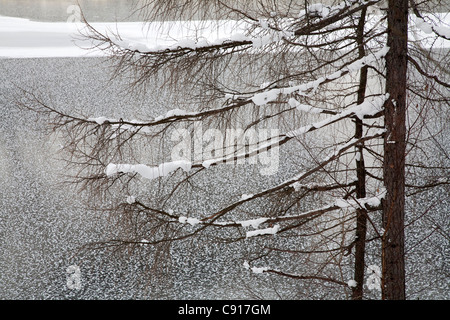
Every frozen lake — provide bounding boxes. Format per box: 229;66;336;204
0;56;265;299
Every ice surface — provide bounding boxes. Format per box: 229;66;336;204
1;57;273;299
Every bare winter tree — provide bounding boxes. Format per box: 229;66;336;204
20;0;449;299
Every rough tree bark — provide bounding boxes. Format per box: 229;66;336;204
352;6;368;301
382;0;408;300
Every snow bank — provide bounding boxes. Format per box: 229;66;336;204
2;11;448;58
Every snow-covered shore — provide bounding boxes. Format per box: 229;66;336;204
1;12;448;58
0;15;241;58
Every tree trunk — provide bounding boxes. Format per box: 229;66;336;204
352;6;368;301
382;0;408;300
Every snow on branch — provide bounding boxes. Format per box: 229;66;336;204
301;0;379;20
301;0;377;21
197;202;342;230
243;261;268;274
79;0;384;79
243;260;348;285
410;2;450;41
196;130;386;223
334;191;386;210
86;87;386;146
85;99;256;134
99;0;368;56
105;160;192;180
107;128;385;222
101;104;385;208
413;16;450;40
97;18;293;57
293;0;382;36
81;40;389;139
250;46;389;106
286;94;388;137
116;129;385;241
202;134;284;169
228;191;385;232
88;109;199;127
238;217;268;228
116;156;385;247
111;31;254;54
178;216;201;226
245;225;280;238
131;190;384;241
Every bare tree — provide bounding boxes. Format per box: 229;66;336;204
20;0;449;299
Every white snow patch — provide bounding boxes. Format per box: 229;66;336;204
251;266;268;274
105;160;192;180
286;94;388;138
334;190;386;210
243;261;268;274
126;196;136;204
240;194;254;201
347;279;357;288
202;159;214;169
88;116;112;125
165;108;187;118
434;24;450;38
288;98;322;114
178;216;201;226
246;224;280;238
238;217;268;229
355;149;361;161
335;198;351;208
414;16;433;34
251;89;280;106
308;3;331;18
